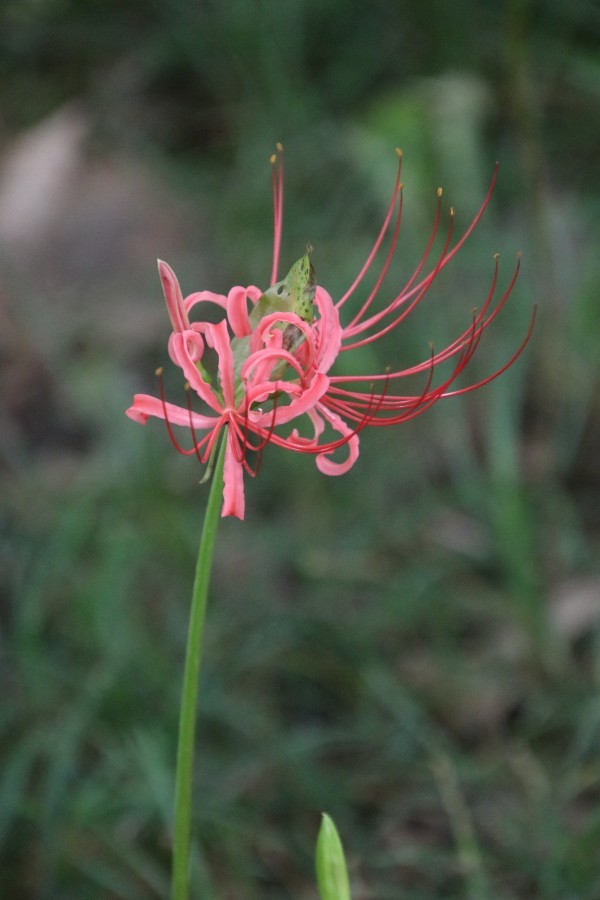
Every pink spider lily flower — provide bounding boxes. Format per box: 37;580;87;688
126;146;534;519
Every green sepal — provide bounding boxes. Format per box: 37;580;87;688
231;248;316;392
250;247;316;328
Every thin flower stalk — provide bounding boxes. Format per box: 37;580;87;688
170;435;226;900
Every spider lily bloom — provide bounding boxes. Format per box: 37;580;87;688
126;147;533;519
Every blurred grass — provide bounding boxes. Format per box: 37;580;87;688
1;0;600;897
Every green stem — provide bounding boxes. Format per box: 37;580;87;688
171;435;227;900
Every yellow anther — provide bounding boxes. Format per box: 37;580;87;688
395;147;403;158
155;366;164;377
276;141;283;152
270;153;277;165
437;187;443;198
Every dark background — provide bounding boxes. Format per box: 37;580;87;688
1;1;599;897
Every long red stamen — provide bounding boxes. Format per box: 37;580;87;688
156;368;213;459
270;143;284;285
322;309;488;427
345;183;404;331
264;376;391;460
185;383;209;463
443;303;537;398
396;163;499;300
252;395;280;475
252;392;280;454
342;193;453;348
324;347;437;424
156;368;194;455
342;164;500;346
236;395;259;475
337;148;404;310
234;389;282;477
409;251;521;376
228;415;260;477
325;312;484;422
332;250;520;386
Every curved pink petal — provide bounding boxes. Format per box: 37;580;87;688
287;407;325;445
265;401;358;474
126;393;218;430
184;290;228;313
158;260;190;333
313;287;342;374
254;310;313;339
276;371;331;425
221;430;245;519
252;312;315;355
170;330;225;414
198;319;236;408
246;286;263;305
226;286;253;338
313;405;360;475
246;371;330;428
168;329;206;368
244;378;301;409
242;344;305;388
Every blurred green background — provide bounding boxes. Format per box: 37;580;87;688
1;1;599;897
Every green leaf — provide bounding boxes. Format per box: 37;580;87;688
315;813;351;900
